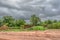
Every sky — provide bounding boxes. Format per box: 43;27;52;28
0;0;60;20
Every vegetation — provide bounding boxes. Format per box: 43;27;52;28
0;14;60;31
30;15;41;26
27;26;47;31
47;22;60;29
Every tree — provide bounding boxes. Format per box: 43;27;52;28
2;16;15;26
0;19;3;27
3;16;14;23
44;20;52;24
53;20;57;23
30;14;41;26
2;16;26;27
15;19;26;27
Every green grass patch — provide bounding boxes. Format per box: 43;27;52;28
27;26;47;31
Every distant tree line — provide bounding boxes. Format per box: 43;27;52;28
0;14;60;29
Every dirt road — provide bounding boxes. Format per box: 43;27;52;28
0;30;60;40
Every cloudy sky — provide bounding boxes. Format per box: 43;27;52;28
0;0;60;20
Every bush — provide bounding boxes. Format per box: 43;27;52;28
27;26;47;31
47;22;60;29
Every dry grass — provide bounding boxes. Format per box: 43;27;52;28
0;25;9;30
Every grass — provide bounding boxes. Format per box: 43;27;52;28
0;26;47;32
0;27;21;32
27;26;47;31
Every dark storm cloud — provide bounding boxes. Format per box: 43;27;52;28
0;0;60;20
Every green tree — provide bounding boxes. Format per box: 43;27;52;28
15;19;25;27
0;19;3;27
3;16;14;23
44;20;52;24
53;20;57;23
3;16;15;26
30;15;41;26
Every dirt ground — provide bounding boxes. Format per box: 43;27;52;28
0;30;60;40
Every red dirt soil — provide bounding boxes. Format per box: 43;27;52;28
0;30;60;40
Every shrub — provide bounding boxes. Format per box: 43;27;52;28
27;26;47;31
47;22;60;29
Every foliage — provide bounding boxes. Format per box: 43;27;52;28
27;26;47;31
2;16;15;26
44;20;53;24
0;16;26;28
0;15;60;31
47;22;60;29
30;14;41;26
0;19;3;27
53;20;57;23
3;16;14;23
15;19;26;27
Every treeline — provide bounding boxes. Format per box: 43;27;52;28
0;14;60;29
0;16;25;27
0;15;41;27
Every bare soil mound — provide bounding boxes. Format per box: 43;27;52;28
0;30;60;40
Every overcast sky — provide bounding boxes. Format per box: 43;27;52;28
0;0;60;20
